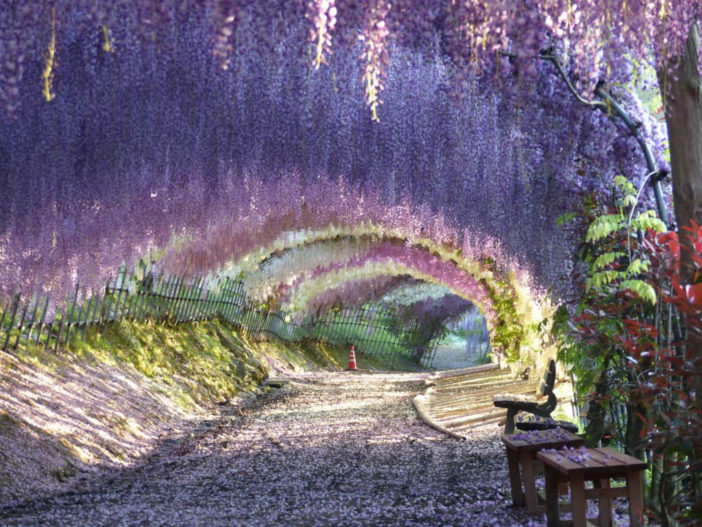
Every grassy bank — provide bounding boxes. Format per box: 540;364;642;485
0;319;420;506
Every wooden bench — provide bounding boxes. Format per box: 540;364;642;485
494;359;574;434
537;446;647;527
502;429;585;515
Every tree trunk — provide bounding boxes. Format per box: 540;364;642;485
659;24;702;376
658;22;702;517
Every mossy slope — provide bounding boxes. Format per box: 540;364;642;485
0;319;383;506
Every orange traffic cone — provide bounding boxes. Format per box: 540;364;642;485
347;345;357;371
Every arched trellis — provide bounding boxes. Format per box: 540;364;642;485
205;222;549;365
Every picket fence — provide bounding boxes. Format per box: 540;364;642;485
0;267;439;367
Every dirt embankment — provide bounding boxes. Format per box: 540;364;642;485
0;320;348;506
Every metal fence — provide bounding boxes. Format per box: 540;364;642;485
0;267;440;367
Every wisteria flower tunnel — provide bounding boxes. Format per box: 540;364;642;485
0;5;664;361
0;1;701;526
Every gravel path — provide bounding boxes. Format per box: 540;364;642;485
0;372;547;526
429;340;475;370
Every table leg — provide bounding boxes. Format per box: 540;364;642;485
570;473;587;527
595;478;612;527
544;466;560;527
519;451;540;514
627;470;644;527
505;448;524;506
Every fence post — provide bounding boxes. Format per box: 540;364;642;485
64;283;80;347
54;307;65;353
2;293;20;351
186;278;202;322
135;277;150;320
125;285;137;320
26;293;41;344
172;276;187;323
88;290;101;329
159;275;175;321
34;296;49;345
43;321;52;350
116;266;128;323
12;299;29;350
81;290;91;340
168;276;182;322
142;274;161;320
199;289;210;320
100;279;113;332
0;297;8;339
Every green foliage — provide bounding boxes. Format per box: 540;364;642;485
592;251;625;271
555;180;702;523
586;270;624;292
555;212;576;226
586;214;622;243
619;280;657;305
631;210;666;234
579;178;660;305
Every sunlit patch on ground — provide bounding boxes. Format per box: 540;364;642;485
0;369;643;527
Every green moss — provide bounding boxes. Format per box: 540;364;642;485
0;412;19;432
12;318;419;414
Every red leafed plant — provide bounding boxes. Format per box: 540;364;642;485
632;222;702;525
558;181;701;525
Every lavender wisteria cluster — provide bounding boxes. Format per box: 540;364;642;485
539;445;615;467
511;427;572;444
0;2;676;330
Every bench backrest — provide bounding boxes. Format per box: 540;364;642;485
540;359;556;397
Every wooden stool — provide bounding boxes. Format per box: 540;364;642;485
537;446;647;527
502;429;584;514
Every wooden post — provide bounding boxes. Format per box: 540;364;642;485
172;276;187;323
181;278;196;322
34;296;49;345
168;275;182;322
188;279;203;322
181;276;194;322
116;266;128;323
505;448;525;506
2;293;20;351
142;274;161;320
54;311;64;353
221;280;234;322
627;470;644;527
26;293;41;344
88;291;101;330
12;300;29;350
81;291;92;340
544;467;560;527
595;478;612;527
0;297;8;339
64;283;80;347
43;322;52;350
100;279;113;332
134;279;148;320
159;275;176;322
163;275;177;322
202;289;211;320
125;285;137;320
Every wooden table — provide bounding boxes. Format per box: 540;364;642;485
537;446;647;527
502;429;585;514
